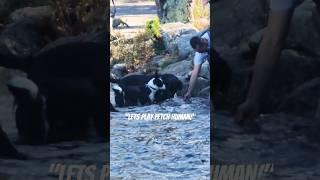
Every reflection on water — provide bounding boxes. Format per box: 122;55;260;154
111;97;210;179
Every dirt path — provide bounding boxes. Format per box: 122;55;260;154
111;0;158;37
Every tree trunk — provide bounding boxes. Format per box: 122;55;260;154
156;0;192;23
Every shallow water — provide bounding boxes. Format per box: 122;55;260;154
110;97;210;179
213;112;320;180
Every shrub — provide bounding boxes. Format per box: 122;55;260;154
110;31;156;73
50;0;106;35
145;17;161;39
145;18;165;55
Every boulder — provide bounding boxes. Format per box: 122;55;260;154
175;76;189;97
192;77;209;97
0;17;57;56
268;50;320;111
248;1;320;57
161;59;193;77
158;0;190;23
9;6;52;23
160;22;198;59
38;31;106;55
226;49;320;112
198;86;210;97
278;77;320;118
213;0;267;47
175;74;209;98
198;61;210;80
111;63;128;79
286;0;320;56
149;54;180;69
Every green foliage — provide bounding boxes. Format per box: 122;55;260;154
145;18;161;39
145;18;165;55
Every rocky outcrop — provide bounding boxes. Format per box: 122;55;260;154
9;6;52;23
111;63;128;79
278;77;320;118
198;61;210;80
157;0;190;23
160;59;210;97
213;0;267;47
0;16;58;56
215;0;320;118
160;22;198;60
161;59;193;77
286;0;320;56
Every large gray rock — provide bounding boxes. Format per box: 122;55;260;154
198;61;210;80
0;17;51;56
111;63;128;79
158;0;190;23
286;0;320;56
9;6;52;23
177;75;209;97
160;23;198;60
149;54;180;69
213;0;267;47
192;77;209;97
38;31;105;54
248;1;320;57
278;77;320;118
0;17;58;55
161;59;193;77
160;58;210;98
268;50;320;110
225;49;320;113
198;86;210;97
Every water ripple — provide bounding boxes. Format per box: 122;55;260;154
111;97;210;179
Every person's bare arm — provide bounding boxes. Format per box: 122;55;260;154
184;64;201;100
236;9;294;123
247;10;293;102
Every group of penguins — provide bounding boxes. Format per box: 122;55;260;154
110;71;183;111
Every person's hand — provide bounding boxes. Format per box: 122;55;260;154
235;99;260;126
183;92;191;102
